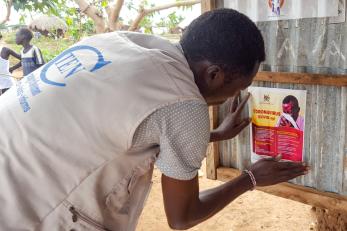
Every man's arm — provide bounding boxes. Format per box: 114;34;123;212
162;157;309;230
1;47;22;73
152;99;308;229
162;171;252;229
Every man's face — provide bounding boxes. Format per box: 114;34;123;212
283;101;299;120
204;62;260;105
282;102;293;114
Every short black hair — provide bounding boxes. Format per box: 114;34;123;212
283;95;299;109
19;28;33;41
180;8;265;76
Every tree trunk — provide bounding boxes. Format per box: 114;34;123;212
0;0;13;25
74;0;107;33
129;0;201;31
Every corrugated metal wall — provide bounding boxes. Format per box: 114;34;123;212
217;0;347;195
218;0;347;74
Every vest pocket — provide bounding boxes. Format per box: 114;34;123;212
105;157;155;214
68;206;112;231
105;172;139;214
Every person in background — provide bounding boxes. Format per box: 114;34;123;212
0;35;19;94
10;27;44;76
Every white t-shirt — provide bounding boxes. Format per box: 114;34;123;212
0;56;13;89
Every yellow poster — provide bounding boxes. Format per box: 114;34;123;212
248;87;306;162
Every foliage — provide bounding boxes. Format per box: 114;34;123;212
64;7;95;41
157;12;184;34
11;0;68;16
0;24;7;30
1;0;199;37
2;0;96;41
139;13;155;34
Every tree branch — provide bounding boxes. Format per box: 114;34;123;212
146;0;200;14
0;0;13;25
108;0;124;31
129;0;200;31
74;0;106;33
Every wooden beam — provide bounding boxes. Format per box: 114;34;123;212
200;0;218;180
201;0;216;13
217;167;347;213
206;106;219;180
255;71;347;87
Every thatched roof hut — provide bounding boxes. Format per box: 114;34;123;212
29;15;67;37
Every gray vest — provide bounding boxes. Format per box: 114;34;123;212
0;32;204;231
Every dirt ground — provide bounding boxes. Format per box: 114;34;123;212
137;161;317;231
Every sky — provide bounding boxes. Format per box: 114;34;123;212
0;0;201;27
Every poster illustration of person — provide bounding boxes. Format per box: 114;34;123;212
224;0;339;22
248;87;306;163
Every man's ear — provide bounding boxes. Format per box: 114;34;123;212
204;65;225;90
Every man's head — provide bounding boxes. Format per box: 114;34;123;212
180;8;265;105
282;95;300;121
15;28;33;45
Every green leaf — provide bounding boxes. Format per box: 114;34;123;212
101;0;108;8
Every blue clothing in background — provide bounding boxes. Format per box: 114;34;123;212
21;45;44;76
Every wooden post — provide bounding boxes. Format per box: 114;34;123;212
201;0;216;13
206;106;219;179
200;0;219;180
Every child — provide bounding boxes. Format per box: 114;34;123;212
10;28;44;76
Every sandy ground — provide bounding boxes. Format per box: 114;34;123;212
137;161;317;231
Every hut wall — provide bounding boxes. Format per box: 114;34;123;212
216;0;347;195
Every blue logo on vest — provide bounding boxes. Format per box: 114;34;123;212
40;45;111;87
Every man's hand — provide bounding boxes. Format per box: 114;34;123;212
210;93;251;142
279;116;291;127
249;155;309;186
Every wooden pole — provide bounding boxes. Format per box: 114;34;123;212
206;106;219;179
201;0;219;180
201;0;216;13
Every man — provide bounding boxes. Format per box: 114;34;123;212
9;27;45;76
0;9;308;230
276;95;304;131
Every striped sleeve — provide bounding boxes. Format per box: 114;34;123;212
33;46;44;65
